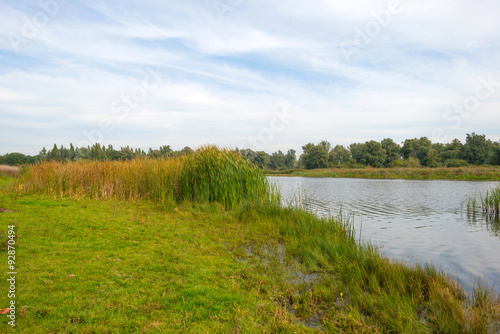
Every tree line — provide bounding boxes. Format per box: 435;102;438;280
1;133;499;169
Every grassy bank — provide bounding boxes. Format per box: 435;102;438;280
267;166;500;181
2;147;500;332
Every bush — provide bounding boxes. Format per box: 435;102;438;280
444;159;469;167
402;157;421;168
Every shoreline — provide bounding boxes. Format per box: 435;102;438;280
266;166;500;181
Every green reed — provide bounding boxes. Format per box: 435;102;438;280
465;185;500;219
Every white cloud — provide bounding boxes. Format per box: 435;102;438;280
0;0;499;155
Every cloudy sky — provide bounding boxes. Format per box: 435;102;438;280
1;0;500;155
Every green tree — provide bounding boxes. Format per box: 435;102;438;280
381;138;400;167
284;149;296;169
460;133;492;165
402;137;436;166
69;143;76;161
329;145;351;165
50;143;59;161
489;142;500;165
119;146;134;160
254;151;270;169
4;153;27;165
38;147;48;161
350;141;386;167
269;151;285;170
438;139;462;163
159;145;173;156
75;147;91;160
300;142;329;169
90;143;106;160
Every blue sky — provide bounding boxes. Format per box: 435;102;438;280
1;0;499;155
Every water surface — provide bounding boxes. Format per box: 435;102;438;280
272;176;500;292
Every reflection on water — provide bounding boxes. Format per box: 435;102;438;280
272;176;500;293
467;214;500;238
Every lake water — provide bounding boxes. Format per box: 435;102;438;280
271;176;500;293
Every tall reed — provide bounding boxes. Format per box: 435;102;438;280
19;145;277;208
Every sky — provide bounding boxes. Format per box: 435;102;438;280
1;0;500;155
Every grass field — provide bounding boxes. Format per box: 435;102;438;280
1;147;499;332
267;166;500;181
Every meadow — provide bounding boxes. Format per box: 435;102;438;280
267;166;500;181
1;146;499;333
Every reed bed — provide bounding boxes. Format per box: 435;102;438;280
18;145;277;208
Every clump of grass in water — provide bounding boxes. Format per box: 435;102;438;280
18;145;278;209
465;185;500;219
481;187;500;218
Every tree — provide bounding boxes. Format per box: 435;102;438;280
363;141;387;167
254;151;270;169
381;138;400;167
460;133;492;165
269;151;285;170
489;142;500;165
300;142;329;169
39;147;48;161
90;143;106;160
402;137;436;166
159;145;173;156
438;139;462;163
50;143;59;161
4;153;27;165
75;147;91;160
119;146;134;160
349;141;386;167
284;149;296;169
69;143;76;161
329;145;351;165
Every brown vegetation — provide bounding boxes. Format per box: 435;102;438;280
0;165;19;176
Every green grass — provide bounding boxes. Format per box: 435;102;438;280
268;166;500;181
2;150;500;332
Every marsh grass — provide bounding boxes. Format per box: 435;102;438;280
18;145;276;209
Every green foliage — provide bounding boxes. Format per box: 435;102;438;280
444;159;469;167
300;142;329;169
284;149;297;169
460;132;493;165
381;138;401;167
349;141;386;167
329;145;351;166
401;137;439;167
268;150;285;170
402;157;421;168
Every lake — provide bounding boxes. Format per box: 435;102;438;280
271;176;500;293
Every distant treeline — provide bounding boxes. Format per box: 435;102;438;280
1;133;499;170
